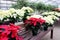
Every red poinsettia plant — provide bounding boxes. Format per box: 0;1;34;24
0;23;23;40
25;17;45;26
25;17;45;36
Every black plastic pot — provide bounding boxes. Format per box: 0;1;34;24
31;26;39;36
44;26;48;31
32;29;38;36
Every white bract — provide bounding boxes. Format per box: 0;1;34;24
15;9;25;18
21;7;34;13
0;17;4;21
47;15;59;20
0;10;8;20
8;8;16;13
27;15;43;19
43;16;54;24
42;11;55;15
55;12;60;17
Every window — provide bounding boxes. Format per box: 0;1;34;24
0;0;16;10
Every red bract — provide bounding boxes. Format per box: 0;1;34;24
39;18;45;25
9;23;23;40
29;18;38;26
0;23;23;40
0;37;8;40
25;17;45;26
9;23;20;38
0;25;10;40
24;20;29;24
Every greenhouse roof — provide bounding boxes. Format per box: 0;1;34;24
28;0;60;8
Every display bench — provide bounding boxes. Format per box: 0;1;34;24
17;23;54;40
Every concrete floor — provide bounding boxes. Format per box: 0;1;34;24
42;21;60;40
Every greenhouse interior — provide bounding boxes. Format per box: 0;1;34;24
0;0;60;40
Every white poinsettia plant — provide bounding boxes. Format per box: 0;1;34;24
0;10;9;23
42;11;60;17
13;7;34;18
43;16;54;25
41;11;60;25
42;14;59;25
0;7;34;23
47;15;59;21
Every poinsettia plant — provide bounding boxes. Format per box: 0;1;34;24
22;10;31;23
25;17;45;36
0;23;23;40
0;7;34;24
41;11;60;29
